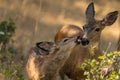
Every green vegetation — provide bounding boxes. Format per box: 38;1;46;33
0;20;16;52
0;20;24;80
81;51;120;80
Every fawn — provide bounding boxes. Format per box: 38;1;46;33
26;36;81;80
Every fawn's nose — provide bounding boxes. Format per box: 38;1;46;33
76;36;82;44
81;38;89;46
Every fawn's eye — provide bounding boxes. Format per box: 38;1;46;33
63;38;69;42
95;28;100;32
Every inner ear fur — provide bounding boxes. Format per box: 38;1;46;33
101;11;118;26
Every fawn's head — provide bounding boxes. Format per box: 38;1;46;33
36;36;81;56
56;36;81;51
82;2;118;45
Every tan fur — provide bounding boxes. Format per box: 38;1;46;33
55;25;84;42
26;37;79;80
26;49;46;80
55;11;118;79
55;25;90;80
100;14;120;53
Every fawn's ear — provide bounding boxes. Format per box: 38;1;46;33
101;11;118;26
36;42;54;51
86;2;95;22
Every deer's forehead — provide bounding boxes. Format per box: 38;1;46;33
85;21;101;28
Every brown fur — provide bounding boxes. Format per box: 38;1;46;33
55;25;90;80
55;25;84;42
55;8;118;80
26;37;79;80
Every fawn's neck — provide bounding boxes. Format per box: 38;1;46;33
41;48;72;80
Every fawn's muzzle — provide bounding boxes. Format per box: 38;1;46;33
76;36;82;44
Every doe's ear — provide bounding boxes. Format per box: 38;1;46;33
101;11;118;26
86;2;95;21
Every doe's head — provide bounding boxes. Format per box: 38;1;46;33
82;2;118;46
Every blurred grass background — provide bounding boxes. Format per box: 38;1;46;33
0;0;119;53
0;0;120;79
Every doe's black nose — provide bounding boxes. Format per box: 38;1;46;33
81;38;89;46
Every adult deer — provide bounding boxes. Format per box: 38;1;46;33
55;2;119;80
26;36;81;80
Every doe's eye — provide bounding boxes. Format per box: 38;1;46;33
83;26;85;30
95;28;100;32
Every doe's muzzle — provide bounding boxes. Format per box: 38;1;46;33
81;38;89;46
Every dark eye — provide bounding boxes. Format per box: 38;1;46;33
83;26;85;30
63;38;69;42
95;28;100;32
